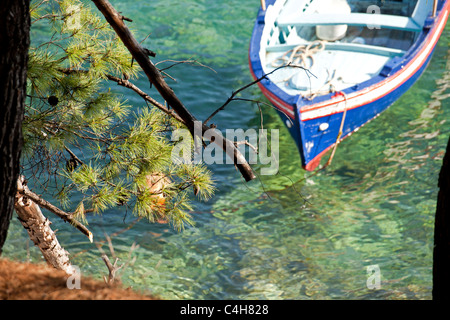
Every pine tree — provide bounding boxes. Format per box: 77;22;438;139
23;0;215;234
0;0;30;256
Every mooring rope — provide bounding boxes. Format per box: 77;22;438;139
271;40;348;167
325;91;348;167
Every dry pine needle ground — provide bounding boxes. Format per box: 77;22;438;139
0;258;158;300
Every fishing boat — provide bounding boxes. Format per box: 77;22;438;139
249;0;449;171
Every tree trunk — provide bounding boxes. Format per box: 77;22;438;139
433;136;450;300
0;0;30;255
14;176;75;275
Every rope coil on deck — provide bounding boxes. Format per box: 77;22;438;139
270;40;340;100
271;40;327;69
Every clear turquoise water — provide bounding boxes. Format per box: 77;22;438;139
4;0;450;299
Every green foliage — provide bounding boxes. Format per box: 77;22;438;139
24;0;215;231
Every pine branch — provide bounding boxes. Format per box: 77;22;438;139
90;0;256;182
106;74;186;125
58;67;185;124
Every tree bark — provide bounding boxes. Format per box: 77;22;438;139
433;136;450;300
20;182;93;242
91;0;256;182
0;0;30;255
14;176;75;275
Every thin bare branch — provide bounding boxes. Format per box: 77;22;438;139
96;241;122;284
235;140;258;153
18;178;93;242
106;74;186;124
204;64;311;125
156;58;217;74
64;146;84;165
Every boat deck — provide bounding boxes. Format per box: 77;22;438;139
265;44;392;97
260;0;428;98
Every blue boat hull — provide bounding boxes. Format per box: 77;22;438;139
298;48;435;169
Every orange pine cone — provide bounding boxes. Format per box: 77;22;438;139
145;173;170;224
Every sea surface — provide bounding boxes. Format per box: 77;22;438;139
3;0;450;300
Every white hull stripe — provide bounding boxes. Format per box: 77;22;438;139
261;86;296;118
268;97;296;118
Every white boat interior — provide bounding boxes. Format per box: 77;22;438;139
260;0;433;99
